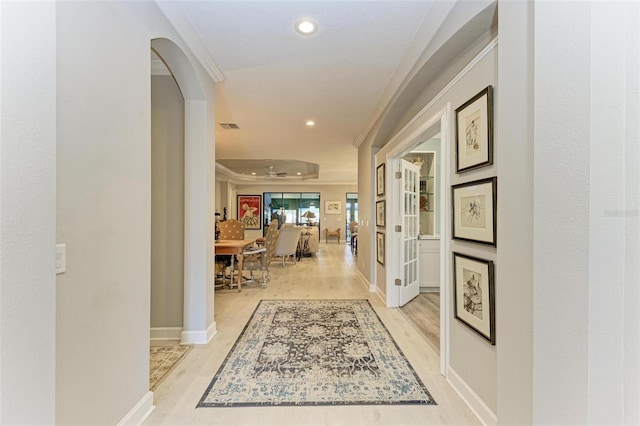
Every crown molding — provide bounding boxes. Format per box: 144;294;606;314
155;1;225;83
215;163;355;187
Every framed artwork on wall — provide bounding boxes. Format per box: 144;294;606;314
237;194;262;230
376;200;386;227
376;163;385;196
452;177;497;246
453;252;496;345
376;232;385;265
324;200;342;215
455;86;493;173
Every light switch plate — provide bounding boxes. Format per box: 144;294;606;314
56;244;66;274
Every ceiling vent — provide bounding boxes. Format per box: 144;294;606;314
219;123;240;129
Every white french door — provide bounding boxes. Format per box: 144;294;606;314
398;159;420;306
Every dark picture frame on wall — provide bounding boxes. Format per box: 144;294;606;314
376;200;386;227
453;252;496;345
237;194;262;230
455;86;493;173
376;163;385;196
376;232;385;265
452;177;497;246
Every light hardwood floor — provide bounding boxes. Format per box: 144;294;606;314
144;243;479;426
400;293;440;354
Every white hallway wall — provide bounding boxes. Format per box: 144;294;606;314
360;1;640;424
0;2;56;424
56;2;216;424
532;1;640;424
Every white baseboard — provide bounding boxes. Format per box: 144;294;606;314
180;320;216;345
117;391;154;426
150;327;182;341
355;269;372;292
420;286;440;293
447;367;497;426
374;285;386;305
206;320;217;343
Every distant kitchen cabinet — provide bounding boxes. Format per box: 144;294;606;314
419;237;440;292
419;152;436;236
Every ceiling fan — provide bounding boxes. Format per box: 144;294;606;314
265;166;287;178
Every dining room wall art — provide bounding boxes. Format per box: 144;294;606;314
237;194;262;230
324;200;342;215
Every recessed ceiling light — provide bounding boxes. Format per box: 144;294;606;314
295;19;317;35
251;172;256;176
305;120;315;127
297;172;302;176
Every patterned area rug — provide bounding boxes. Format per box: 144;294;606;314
198;299;436;407
149;344;192;391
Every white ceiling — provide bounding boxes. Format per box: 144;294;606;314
172;1;436;185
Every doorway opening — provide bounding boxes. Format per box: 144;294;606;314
150;49;185;343
149;37;213;348
345;192;358;249
379;106;450;375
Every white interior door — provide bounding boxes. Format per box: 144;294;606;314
399;159;420;306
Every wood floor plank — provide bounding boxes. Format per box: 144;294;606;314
144;243;480;426
400;293;440;353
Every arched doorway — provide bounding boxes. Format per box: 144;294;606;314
150;38;215;345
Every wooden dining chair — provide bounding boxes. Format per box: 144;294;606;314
325;228;340;243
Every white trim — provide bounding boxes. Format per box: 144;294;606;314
381;37;498;156
155;1;225;82
215;162;354;186
180;320;216;345
353;1;456;148
440;103;452;377
206;320;217;343
354;268;372;292
150;327;182;341
117;391;155;426
374;285;386;305
447;367;497;426
151;59;172;76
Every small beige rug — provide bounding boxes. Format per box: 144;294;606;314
149;344;192;390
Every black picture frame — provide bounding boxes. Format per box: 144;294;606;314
376;163;385;196
451;177;497;246
452;252;496;345
455;86;493;173
376;232;385;265
376;200;386;227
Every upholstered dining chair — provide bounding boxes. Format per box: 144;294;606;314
271;227;302;266
242;219;279;287
325;228;341;243
218;219;245;240
216;219;245;284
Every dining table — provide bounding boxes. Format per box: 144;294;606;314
214;239;256;292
